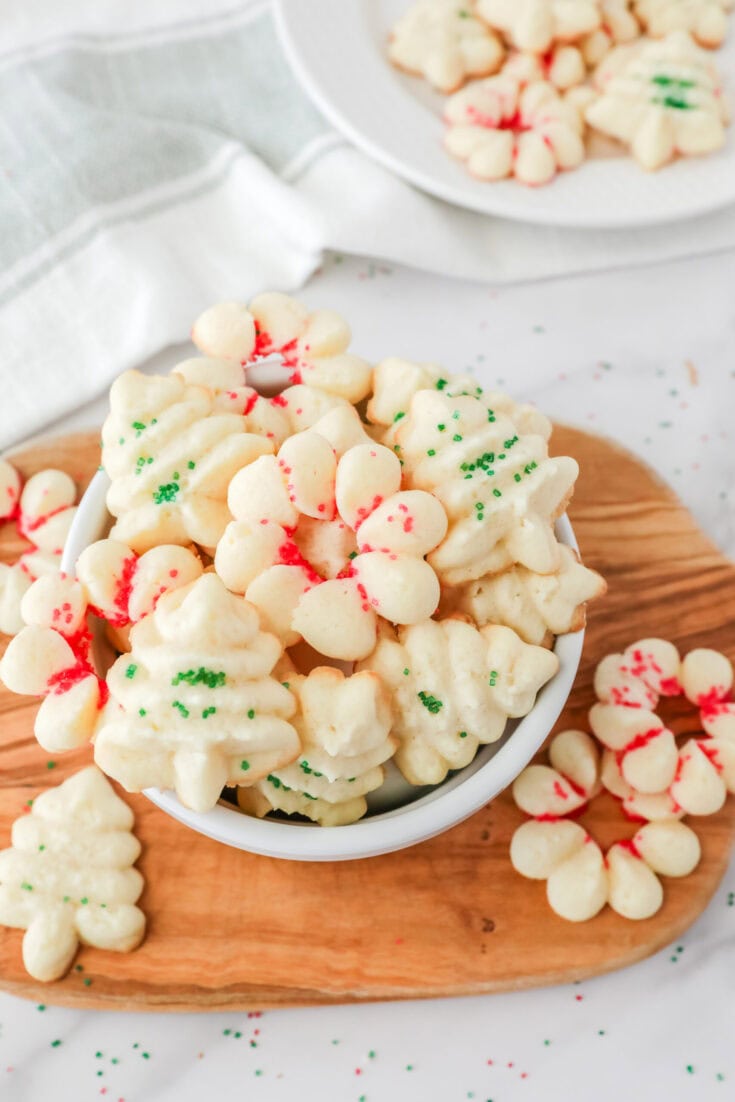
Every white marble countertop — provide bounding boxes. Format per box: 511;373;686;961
2;249;734;1101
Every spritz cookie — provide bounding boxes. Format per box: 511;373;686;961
0;766;145;981
585;31;729;169
388;0;505;92
444;76;586;184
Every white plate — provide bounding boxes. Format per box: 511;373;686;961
274;0;735;228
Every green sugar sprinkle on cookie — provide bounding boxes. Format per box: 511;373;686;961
418;691;443;714
172;667;226;689
172;700;190;718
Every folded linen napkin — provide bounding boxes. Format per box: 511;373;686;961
2;0;735;448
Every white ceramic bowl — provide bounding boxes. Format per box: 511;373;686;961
63;470;584;862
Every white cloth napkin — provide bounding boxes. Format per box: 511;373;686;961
2;0;735;449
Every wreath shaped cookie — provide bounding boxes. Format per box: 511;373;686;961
0;464;78;636
510;637;734;920
214;425;448;661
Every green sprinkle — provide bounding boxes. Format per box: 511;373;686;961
247;708;256;719
255;1070;263;1077
152;481;179;505
172;700;190;718
267;774;291;791
142;1052;150;1060
187;460;196;469
489;669;498;687
132;420;145;432
393;411;406;422
437;423;446;431
63;896;70;903
300;761;313;774
514;473;522;482
95;1052;103;1059
172;667;226;689
406;1064;414;1071
83;977;92;986
125;664;137;679
436;378;448;390
51;1040;62;1048
453;434;463;442
138;708;147;717
21;882;33;891
202;706;217;719
223;1029;231;1036
282;681;291;689
348;551;358;559
427;448;436;457
46;761;56;770
240;760;250;771
492;488;502;497
80;897;88;905
487;409;496;422
418;691;443;714
368;1050;376;1059
37;1005;46;1011
303;793;317;800
38;845;45;852
459;731;468;738
403;667;410;676
687;1065;695;1074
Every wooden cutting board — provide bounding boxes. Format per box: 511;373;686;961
0;427;734;1011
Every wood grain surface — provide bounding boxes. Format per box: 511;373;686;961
0;427;733;1011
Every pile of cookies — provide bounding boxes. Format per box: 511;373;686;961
510;638;735;921
0;292;605;828
388;0;732;184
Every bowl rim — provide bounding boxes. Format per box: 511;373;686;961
63;468;583;862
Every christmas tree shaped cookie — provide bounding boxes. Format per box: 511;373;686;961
392;389;579;586
238;665;396;826
94;574;300;812
0;766;145;981
359;618;558;785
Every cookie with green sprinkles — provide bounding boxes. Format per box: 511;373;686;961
0;766;145;982
93;575;299;812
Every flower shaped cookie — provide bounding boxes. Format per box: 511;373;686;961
477;0;602;53
595;643;735;817
388;0;505;92
215;427;448;661
635;0;733;48
238;665;396;826
391;389;579;586
0;541;203;752
585;31;729;169
0;766;145;981
444;76;586;185
0;467;78;636
456;544;606;645
191;292;372;404
94;575;299;812
358;618;558;785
